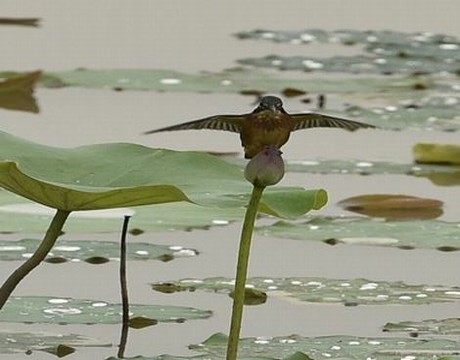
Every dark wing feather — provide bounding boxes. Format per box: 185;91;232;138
144;115;245;134
291;113;375;131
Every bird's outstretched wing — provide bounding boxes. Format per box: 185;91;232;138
144;115;246;134
291;113;375;131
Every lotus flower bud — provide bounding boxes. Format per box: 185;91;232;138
244;145;285;187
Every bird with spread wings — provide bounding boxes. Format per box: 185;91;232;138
145;96;375;158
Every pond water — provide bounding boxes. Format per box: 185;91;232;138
0;1;459;359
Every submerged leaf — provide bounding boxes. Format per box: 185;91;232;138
0;131;326;219
413;143;460;165
0;71;41;113
161;277;460;306
258;217;460;250
41;344;75;358
229;288;267;306
128;316;158;329
0;296;211;324
337;194;443;220
0;17;40;27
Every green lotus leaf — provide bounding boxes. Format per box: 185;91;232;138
0;238;197;262
258;217;460;250
0;296;211;324
413;143;460;165
383;318;460;336
189;332;460;360
0;131;327;219
162;277;460;306
0;330;109;355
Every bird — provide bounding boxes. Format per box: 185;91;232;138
144;95;375;159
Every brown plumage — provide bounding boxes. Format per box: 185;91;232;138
144;96;375;158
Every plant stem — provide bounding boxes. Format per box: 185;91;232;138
0;209;70;310
227;185;265;360
118;215;131;359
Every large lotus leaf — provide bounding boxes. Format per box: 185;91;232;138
383;318;460;336
0;330;109;355
158;277;460;306
0;238;197;263
189;332;460;360
0;296;211;324
0;131;327;219
0;190;243;233
258;217;460;250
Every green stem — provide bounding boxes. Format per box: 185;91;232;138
0;209;70;310
227;185;265;360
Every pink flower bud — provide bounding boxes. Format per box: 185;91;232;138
244;145;285;187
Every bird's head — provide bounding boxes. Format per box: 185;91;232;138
254;96;285;113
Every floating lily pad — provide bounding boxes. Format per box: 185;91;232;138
0;190;244;233
285;158;460;186
157;277;460;306
283;158;460;180
413;143;460;165
258;217;460;250
0;296;211;324
235;29;459;48
345;103;460;132
0;71;40;113
0;131;327;219
107;352;310;360
0;238;197;262
0;330;109;355
337;194;443;220
235;29;460;75
0;68;426;95
383;318;460;336
189;332;460;360
238;53;460;75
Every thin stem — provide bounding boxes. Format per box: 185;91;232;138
0;209;70;310
117;215;131;359
227;185;265;360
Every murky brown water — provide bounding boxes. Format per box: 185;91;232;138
1;1;460;359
